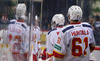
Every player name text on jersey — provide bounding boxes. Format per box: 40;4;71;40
9;27;22;34
71;30;89;36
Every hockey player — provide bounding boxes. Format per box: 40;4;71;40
7;3;29;61
53;5;96;61
32;15;41;61
41;14;65;60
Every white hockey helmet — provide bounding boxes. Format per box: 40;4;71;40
16;3;26;20
35;15;38;21
67;5;83;21
52;14;65;25
51;14;65;29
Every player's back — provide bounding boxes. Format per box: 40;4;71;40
8;20;28;53
46;27;62;56
54;22;95;61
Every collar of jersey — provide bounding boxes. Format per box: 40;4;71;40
17;20;24;22
70;22;81;24
56;26;63;28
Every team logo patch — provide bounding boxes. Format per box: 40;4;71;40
57;37;61;44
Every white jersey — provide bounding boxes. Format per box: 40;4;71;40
32;26;41;54
46;27;62;57
53;22;95;61
7;19;29;54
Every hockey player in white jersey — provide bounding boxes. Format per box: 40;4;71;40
32;15;41;61
7;3;29;61
41;14;65;60
53;5;96;61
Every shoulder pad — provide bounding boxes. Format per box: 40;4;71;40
48;29;57;35
10;19;16;22
9;21;15;24
82;24;92;28
81;22;90;25
62;25;74;33
9;19;16;24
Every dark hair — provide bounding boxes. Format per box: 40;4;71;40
72;20;79;22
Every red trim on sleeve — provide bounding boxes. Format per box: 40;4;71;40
95;46;100;50
53;50;65;59
47;53;53;58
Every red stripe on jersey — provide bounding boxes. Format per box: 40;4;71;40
53;50;65;59
95;47;100;50
47;53;53;57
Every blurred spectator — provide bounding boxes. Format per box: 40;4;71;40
43;18;48;30
93;15;100;46
89;15;95;25
47;24;51;30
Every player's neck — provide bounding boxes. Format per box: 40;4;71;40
56;26;63;28
17;20;24;22
70;20;81;24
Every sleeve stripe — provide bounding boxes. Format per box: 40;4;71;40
62;26;74;33
54;44;61;50
53;50;65;59
82;24;92;28
47;53;53;57
95;47;100;50
21;24;26;30
48;29;57;35
9;21;15;24
47;53;53;55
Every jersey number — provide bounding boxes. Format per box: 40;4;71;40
9;34;22;52
57;37;61;44
57;32;61;44
9;34;22;42
72;37;88;57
